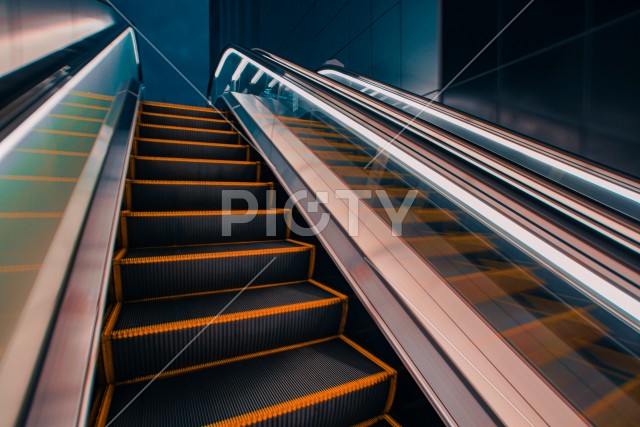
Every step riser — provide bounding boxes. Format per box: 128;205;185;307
138;126;237;144
108;303;344;383
128;183;271;211
122;213;288;247
141;104;224;119
136;140;247;160
116;250;312;301
132;159;258;181
139;115;232;131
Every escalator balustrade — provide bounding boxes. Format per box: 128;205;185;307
276;114;640;426
92;101;400;426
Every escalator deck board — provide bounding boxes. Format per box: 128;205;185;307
97;337;395;427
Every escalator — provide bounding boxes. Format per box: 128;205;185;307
269;112;640;426
92;101;400;426
3;28;640;427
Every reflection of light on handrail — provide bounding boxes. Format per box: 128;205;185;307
214;50;233;78
0;29;134;164
231;59;248;81
215;48;640;324
250;69;264;84
318;69;640;206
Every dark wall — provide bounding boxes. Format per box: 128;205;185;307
111;0;210;106
440;0;640;178
212;0;440;96
0;0;116;77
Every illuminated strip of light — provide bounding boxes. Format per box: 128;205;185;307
0;29;133;164
231;58;248;81
250;69;264;84
267;79;278;88
318;69;640;207
214;50;234;78
216;48;640;324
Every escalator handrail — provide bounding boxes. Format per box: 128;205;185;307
24;79;140;427
316;65;640;199
247;48;640;304
313;65;640;240
211;44;640;426
0;24;130;142
258;52;640;258
0;28;139;427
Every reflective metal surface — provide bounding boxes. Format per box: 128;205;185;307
25;80;140;427
213;46;640;426
0;28;138;427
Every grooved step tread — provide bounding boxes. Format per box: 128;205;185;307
137;123;236;135
96;337;396;427
115;239;313;264
135;137;246;149
111;280;345;332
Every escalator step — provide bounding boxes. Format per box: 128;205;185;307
135;137;248;160
126;180;273;211
113;240;314;301
95;337;396;426
137;124;238;144
120;209;290;247
140;101;227;119
129;156;259;181
138;112;232;131
103;280;347;383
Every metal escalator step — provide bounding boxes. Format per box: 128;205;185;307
138;112;232;130
95;337;396;426
103;280;347;383
137;123;238;144
130;156;259;181
140;101;228;119
135;138;248;160
113;240;315;301
120;209;290;247
352;414;402;427
126;180;273;211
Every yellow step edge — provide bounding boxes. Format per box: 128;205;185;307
114;336;337;387
0;175;78;182
138;123;236;135
0;264;41;273
33;129;98;138
139;111;229;123
121;208;288;217
352;414;402;427
113;239;314;265
131;155;258;166
108;294;345;339
70;91;114;101
15;148;90;157
48;113;104;122
206;336;396;427
141;100;227;113
135;137;246;148
94;384;115;427
59;102;109;111
127;179;272;187
340;335;398;413
0;212;63;218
